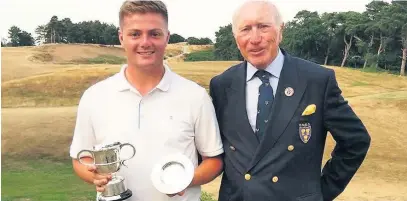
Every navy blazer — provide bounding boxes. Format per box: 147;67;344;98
209;49;371;201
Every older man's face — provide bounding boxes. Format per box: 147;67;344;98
234;3;283;69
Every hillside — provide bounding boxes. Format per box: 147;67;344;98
1;43;213;82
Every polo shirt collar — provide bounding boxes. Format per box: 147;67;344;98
116;64;172;92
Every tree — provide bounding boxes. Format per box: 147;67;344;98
35;16;121;45
169;33;185;44
7;26;34;46
186;37;212;45
1;37;8;47
400;24;407;76
213;24;243;61
18;31;35;46
336;11;368;67
8;26;21;46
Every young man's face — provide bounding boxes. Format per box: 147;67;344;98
119;12;169;69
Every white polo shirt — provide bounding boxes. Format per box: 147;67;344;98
69;64;224;201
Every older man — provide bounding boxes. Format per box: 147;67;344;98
209;1;371;201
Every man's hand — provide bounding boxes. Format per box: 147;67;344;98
167;189;186;197
87;164;112;192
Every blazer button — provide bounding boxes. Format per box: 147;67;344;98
245;174;251;180
272;176;279;183
230;146;236;151
288;145;294;151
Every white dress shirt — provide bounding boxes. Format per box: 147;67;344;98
246;49;285;132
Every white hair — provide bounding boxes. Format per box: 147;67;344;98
232;0;283;34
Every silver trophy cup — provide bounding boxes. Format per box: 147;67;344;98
77;142;136;201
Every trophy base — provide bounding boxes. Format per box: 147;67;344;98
98;189;132;201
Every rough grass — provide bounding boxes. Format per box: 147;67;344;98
1;67;118;108
1;43;204;82
70;54;127;64
1;61;240;108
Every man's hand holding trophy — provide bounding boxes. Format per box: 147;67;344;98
77;142;136;201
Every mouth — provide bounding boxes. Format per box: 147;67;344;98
137;51;155;55
250;49;264;54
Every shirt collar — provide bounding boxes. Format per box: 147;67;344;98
116;63;172;92
246;48;284;81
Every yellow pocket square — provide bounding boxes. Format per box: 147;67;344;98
302;104;316;116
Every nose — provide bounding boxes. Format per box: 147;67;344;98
140;35;152;48
249;28;261;45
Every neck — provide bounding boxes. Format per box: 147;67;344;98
125;64;165;96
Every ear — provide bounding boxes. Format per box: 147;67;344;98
278;23;284;43
165;30;171;44
118;28;124;46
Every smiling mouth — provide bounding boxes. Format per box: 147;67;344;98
250;49;264;53
137;51;155;55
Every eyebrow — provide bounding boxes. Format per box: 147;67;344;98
127;28;164;32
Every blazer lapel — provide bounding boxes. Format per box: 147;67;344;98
225;62;259;154
247;52;307;171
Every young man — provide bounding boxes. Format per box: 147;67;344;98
69;1;224;201
209;1;371;201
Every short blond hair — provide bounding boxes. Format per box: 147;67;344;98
119;0;168;27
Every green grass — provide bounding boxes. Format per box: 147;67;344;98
351;81;370;86
71;55;126;64
1;156;218;201
201;191;217;201
358;66;400;75
1;157;95;201
184;49;216;61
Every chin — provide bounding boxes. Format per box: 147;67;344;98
249;60;265;67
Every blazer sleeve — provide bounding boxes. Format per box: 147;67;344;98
209;76;221;120
320;69;371;201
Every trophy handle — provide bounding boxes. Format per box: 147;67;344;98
119;143;136;162
77;149;95;166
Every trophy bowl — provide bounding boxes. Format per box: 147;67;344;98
77;142;136;201
151;153;194;195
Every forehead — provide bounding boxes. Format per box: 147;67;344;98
121;12;167;30
235;2;274;26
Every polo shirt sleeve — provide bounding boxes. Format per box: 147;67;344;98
69;89;96;159
194;88;224;157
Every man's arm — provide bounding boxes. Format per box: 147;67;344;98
189;155;223;187
69;89;112;193
321;70;371;201
192;87;224;184
168;87;224;197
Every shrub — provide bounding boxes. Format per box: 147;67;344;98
184;49;215;61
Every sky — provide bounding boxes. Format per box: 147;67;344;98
0;0;385;42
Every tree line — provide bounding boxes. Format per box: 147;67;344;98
213;1;407;75
2;1;406;75
1;16;212;47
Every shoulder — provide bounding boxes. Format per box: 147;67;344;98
170;71;208;99
79;73;119;103
211;61;244;86
287;56;335;87
293;56;334;78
